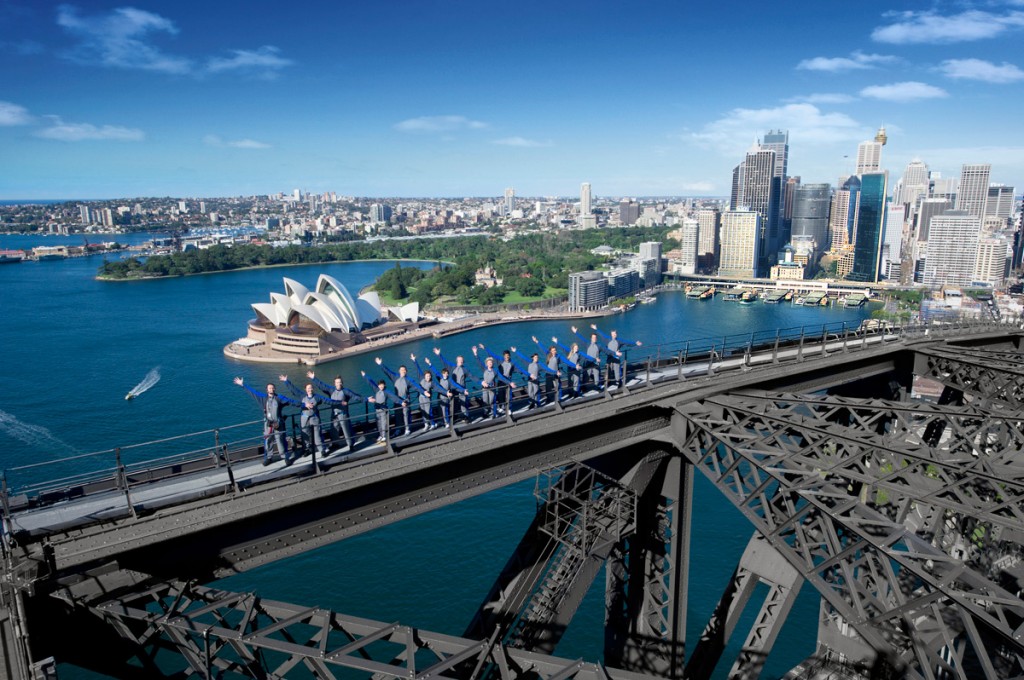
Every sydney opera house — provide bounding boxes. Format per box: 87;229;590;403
227;274;420;362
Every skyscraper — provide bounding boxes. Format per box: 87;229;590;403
896;159;929;206
846;172;888;282
677;218;699;275
791;184;831;253
986;185;1015;220
734;142;779;276
915;198;952;242
696;208;721;271
761;129;789;180
579;183;595;228
955;164;991;218
855;141;882;175
718;210;761;278
504;188;515;216
619;199;640;225
923;210;982;288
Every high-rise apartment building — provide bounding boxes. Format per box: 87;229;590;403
568;272;609;312
677;218;699;275
504;188;515;216
847;172;888;283
923;210;982;288
718;210;761;278
955;164;991;218
79;205;90;225
790;183;831;253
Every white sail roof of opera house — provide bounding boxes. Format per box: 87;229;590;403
251;274;385;333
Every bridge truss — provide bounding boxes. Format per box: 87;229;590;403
4;323;1024;679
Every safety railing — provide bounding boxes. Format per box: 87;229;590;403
3;312;1021;536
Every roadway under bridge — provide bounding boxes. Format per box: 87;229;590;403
2;318;1024;679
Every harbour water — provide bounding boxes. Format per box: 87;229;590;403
0;233;872;679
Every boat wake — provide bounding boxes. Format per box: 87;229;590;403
126;366;161;400
0;409;80;453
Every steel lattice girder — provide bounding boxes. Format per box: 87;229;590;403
671;399;1024;680
915;346;1024;409
720;391;1024;533
87;581;660;680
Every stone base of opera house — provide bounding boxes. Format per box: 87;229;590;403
223;319;423;365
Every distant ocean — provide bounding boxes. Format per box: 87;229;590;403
0;199;91;206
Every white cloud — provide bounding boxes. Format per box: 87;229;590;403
0;101;32;126
689;103;868;156
872;10;1024;44
859;81;948;102
35;116;144;141
788;93;857;104
57;5;192;74
56;5;292;77
394;115;488;133
680;181;715;193
492;136;552;148
939;58;1024;83
205;46;292;77
203;134;270;149
796;51;895;72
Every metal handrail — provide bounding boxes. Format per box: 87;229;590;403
3;313;1020;515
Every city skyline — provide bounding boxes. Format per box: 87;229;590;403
1;1;1023;199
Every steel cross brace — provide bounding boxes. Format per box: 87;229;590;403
84;580;664;680
671;403;1024;680
915;347;1024;411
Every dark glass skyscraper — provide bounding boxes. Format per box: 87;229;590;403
847;172;888;282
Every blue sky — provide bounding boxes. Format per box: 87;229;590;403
1;1;1022;199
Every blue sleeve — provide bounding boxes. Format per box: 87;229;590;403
481;346;502;362
473;352;486;372
512;349;533;366
492;371;513;386
534;339;548;355
363;374;380;391
559;352;580;369
450;377;468;394
277;393;300;406
344;387;364;403
385;389;403;405
412;358;425;378
239;383;266;406
381;364;398;381
538;362;557;375
592;327;612;342
572;329;590;345
619;337;639;348
310;376;333;395
553;339;571;354
280;378;304;398
437;352;457;369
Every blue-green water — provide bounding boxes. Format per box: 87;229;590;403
0;234;870;679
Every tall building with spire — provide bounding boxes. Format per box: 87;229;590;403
955;164;992;219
